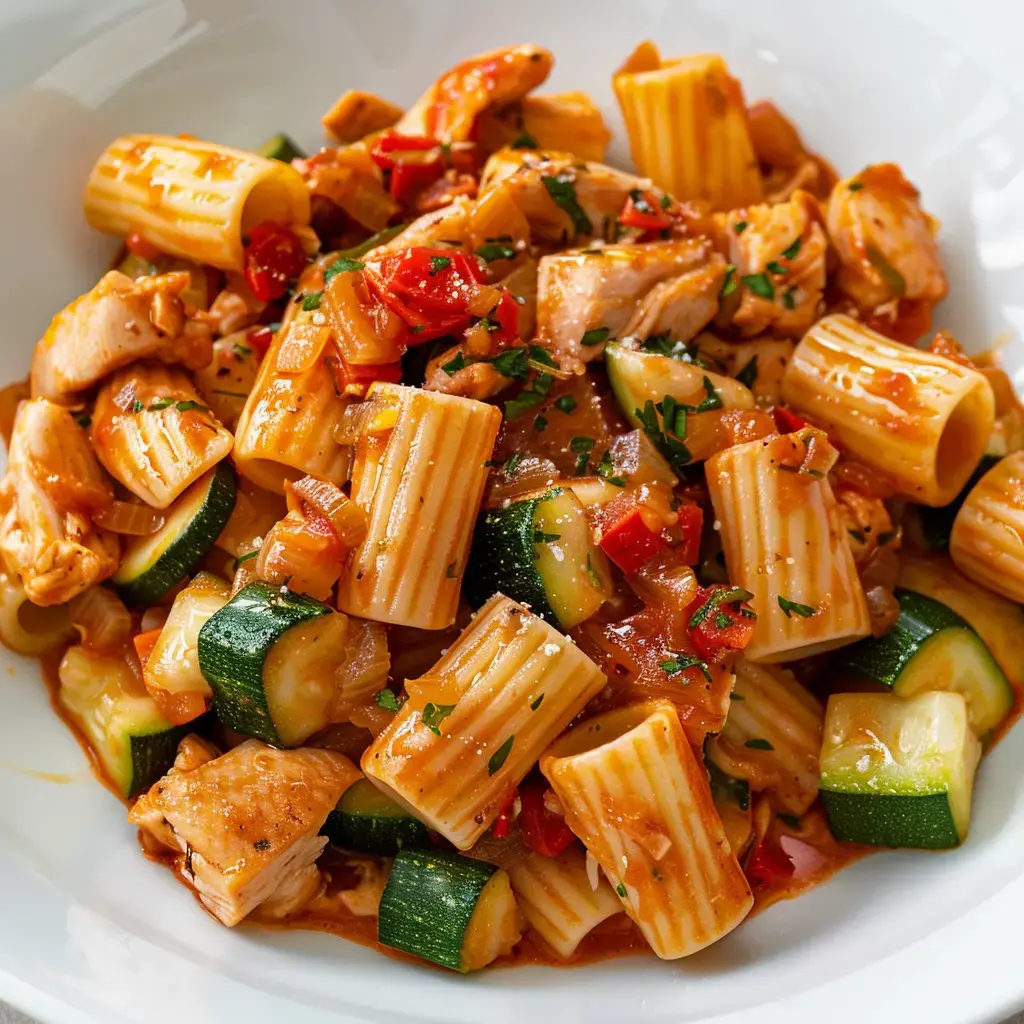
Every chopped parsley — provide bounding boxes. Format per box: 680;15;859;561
429;255;452;274
735;355;758;389
877;530;897;546
488;735;515;775
596;450;626;487
742;273;775;300
476;242;517;263
848;181;864;192
745;738;775;751
530;694;545;711
233;550;259;570
534;529;560;543
616;883;628;898
76;415;91;428
504;371;553;420
848;528;866;544
734;220;748;235
783;287;797;310
505;452;524;476
585;553;603;588
628;188;655;214
441;352;468;376
660;193;673;210
695;376;723;413
541;173;593;236
533;415;548;431
147;397;174;411
175;400;207;413
374;689;403;712
778;595;816;618
422;702;456;736
446;562;457;578
637;398;691;471
570;435;595;474
660;654;712;683
511;131;539;149
715;613;732;629
302;291;322;310
765;260;787;275
489;347;530;381
782;237;803;260
580;326;610;347
322;256;365;283
131;400;145;413
729;692;745;700
555;395;577;414
233;343;253;357
720;264;738;297
689;587;754;630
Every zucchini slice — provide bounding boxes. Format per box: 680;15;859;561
378;848;520;972
58;645;186;798
258;132;305;163
197;580;347;747
322;778;430;855
114;462;237;606
466;486;612;629
837;588;1013;736
819;691;981;849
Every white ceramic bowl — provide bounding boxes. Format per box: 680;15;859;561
3;1;1024;1022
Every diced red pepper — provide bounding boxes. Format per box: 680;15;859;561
244;221;308;302
519;784;576;858
132;628;162;670
746;839;795;887
771;405;810;434
684;584;757;662
599;505;667;574
328;353;403;393
247;325;275;360
675;501;703;565
618;189;674;232
491;787;519;839
491;288;521;345
369;131;439;170
125;231;161;262
370;131;446;205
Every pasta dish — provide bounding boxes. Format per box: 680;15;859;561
3;40;1023;972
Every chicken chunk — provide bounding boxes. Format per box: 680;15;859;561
395;44;553;142
537;239;720;365
31;270;213;401
826;163;947;310
366;196;472;256
0;399;118;606
479;148;650;245
722;190;827;337
129;739;360;927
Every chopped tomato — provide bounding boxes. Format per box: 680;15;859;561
771;405;810;434
684;584;757;662
519;783;576;858
244;221;308;302
370;130;447;205
746;839;795;887
367;246;485;342
599;505;667;574
675;502;703;565
618;189;674;232
491;787;519;839
132;628;162;670
491;288;521;345
247;325;275;359
328;351;403;393
865;297;933;345
125;231;161;262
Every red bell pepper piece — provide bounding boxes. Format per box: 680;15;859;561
244;221;308;302
618;189;674;232
370;130;446;205
247;325;275;360
125;231;161;262
519;784;575;858
771;405;810;434
675;502;703;565
746;839;795;887
599;505;667;574
328;352;403;393
491;787;519;840
684;584;757;662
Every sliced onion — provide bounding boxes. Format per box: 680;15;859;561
585;850;601;892
256;511;343;602
140;606;170;633
287;476;367;547
484;455;558;507
92;499;165;536
334;391;401;445
335;620;390;703
230;555;258;598
68;587;131;650
468;284;503;317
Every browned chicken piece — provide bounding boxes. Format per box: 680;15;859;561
0;398;118;606
537;239;720;365
129;739;360;927
479;148;650;245
826;163;948;310
693;333;795;407
835;488;896;568
31;270;213;401
395;44;554;142
367;196;473;256
746;100;838;202
721;190;828;337
206;273;266;336
423;344;508;399
322;89;403;144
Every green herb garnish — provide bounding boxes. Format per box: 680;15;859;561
531;694;545;711
580;326;610;347
441;352;468;376
695;376;723;413
848;181;864;192
595;450;626;487
534;415;548;432
742;273;775;300
322;256;365;283
734;221;748;235
476;242;517;263
720;264;738;297
616;883;628;898
555;395;577;414
745;738;775;751
689;587;754;630
422;702;456;736
147;398;174;411
488;735;515;775
736;355;758;389
571;435;595;474
511;132;538;149
374;689;403;712
660;654;712;682
778;595;815;618
429;255;452;274
302;291;322;310
541;174;593;236
782;237;803;260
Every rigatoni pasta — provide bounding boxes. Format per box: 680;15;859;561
542;700;754;959
362;594;606;849
706;427;871;662
84;134;310;271
782;314;995;506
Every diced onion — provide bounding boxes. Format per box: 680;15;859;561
484;455;558;507
68;587;131;651
468;284;503;317
334;391;401;445
140;606;170;633
335;619;390;704
287;476;367;547
256;511;343;601
92;499;165;536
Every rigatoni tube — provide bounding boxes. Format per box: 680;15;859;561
361;595;606;850
84;134;310;271
337;383;501;629
613;44;762;210
950;451;1024;601
233;308;352;494
541;699;753;959
705;427;870;662
92;364;234;509
782;314;994;506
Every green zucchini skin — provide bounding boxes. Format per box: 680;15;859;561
197;581;332;745
114;461;237;606
917;454;1000;550
378;848;497;972
466;494;554;624
126;721;196;798
836;588;1012;734
322;779;430;856
258;132;306;163
820;790;960;850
